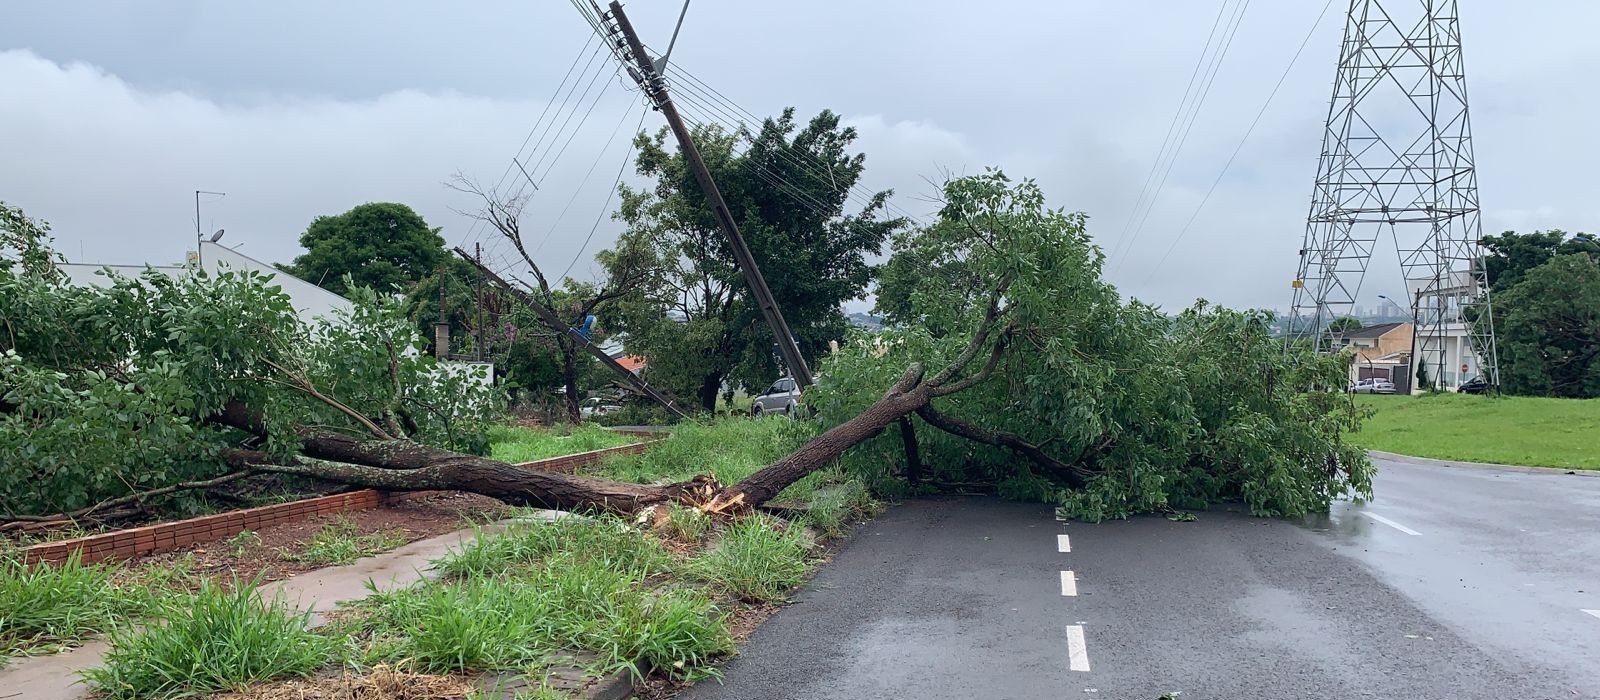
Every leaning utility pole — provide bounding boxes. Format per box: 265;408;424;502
1286;0;1498;390
597;1;815;390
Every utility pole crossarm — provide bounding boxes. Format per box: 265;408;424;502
601;0;815;390
453;247;690;420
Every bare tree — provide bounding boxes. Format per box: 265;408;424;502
446;174;647;423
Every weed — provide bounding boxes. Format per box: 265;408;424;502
689;515;812;603
434;515;672;580
82;579;332;699
799;476;875;538
224;530;262;559
661;503;712;544
281;517;407;567
0;552;147;663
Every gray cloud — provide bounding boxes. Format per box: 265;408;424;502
3;0;1597;313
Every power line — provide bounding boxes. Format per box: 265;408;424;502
559;106;650;282
534;95;642;257
1106;0;1249;270
1143;0;1337;284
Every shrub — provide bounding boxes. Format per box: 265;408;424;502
83;580;332;699
689;515;812;603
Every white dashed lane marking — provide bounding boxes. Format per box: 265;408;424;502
1583;609;1600;621
1066;625;1092;671
1363;511;1422;536
1058;534;1072;552
1060;570;1078;596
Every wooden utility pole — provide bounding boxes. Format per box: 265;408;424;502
473;242;486;362
600;1;815;390
455;247;690;420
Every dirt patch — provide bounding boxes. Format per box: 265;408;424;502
122;492;507;588
212;665;479;699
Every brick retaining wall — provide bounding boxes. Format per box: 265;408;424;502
21;435;663;566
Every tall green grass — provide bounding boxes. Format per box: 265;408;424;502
434;515;673;580
82;580;332;699
0;553;151;664
689;515;812;604
487;423;636;464
359;517;730;679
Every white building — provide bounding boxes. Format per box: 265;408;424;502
59;240;352;323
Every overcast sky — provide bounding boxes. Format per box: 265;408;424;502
3;1;1597;312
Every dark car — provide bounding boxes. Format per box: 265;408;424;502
1457;376;1490;395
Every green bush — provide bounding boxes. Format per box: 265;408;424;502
689;515;812;603
82;580;332;699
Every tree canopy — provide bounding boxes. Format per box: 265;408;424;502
816;171;1372;520
1328;316;1363;333
1479;229;1600;293
1495;253;1600;398
600;109;904;410
287;202;447;296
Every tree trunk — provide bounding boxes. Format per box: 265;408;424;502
560;338;582;424
898;416;923;486
915;404;1093;487
236;449;701;514
727;378;934;505
697;371;724;412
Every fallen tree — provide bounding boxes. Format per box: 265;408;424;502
2;174;1371;527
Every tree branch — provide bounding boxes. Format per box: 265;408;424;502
915;404;1093;487
2;468;261;527
262;358;394;440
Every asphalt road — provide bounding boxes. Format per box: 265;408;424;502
680;457;1600;700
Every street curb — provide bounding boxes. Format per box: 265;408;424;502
1368;450;1600;477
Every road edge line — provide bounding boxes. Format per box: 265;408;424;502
1368;450;1600;477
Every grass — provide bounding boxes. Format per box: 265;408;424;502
82;580;332;699
433;515;674;580
487;422;636;464
280;517;409;566
356;516;731;680
1351;393;1600;469
0;553;154;664
689;515;812;604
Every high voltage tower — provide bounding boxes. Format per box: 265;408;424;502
1287;0;1498;390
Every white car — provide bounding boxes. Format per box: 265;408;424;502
1349;378;1395;394
751;377;801;416
579;396;623;418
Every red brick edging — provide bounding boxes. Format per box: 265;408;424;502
21;435;664;566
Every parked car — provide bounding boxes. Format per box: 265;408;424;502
579;396;623;419
751;376;801;417
1457;375;1490;395
1349;378;1395;394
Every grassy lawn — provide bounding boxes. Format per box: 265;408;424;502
1351;393;1600;470
486;423;637;464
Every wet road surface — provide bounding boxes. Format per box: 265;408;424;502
681;458;1600;699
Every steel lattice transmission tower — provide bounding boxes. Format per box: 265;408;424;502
1286;0;1498;390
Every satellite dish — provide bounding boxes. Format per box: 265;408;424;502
209;229;225;243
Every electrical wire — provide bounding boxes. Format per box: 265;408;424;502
1112;0;1252;276
534;94;642;256
559;106;651;282
1106;0;1251;272
1142;0;1337;284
